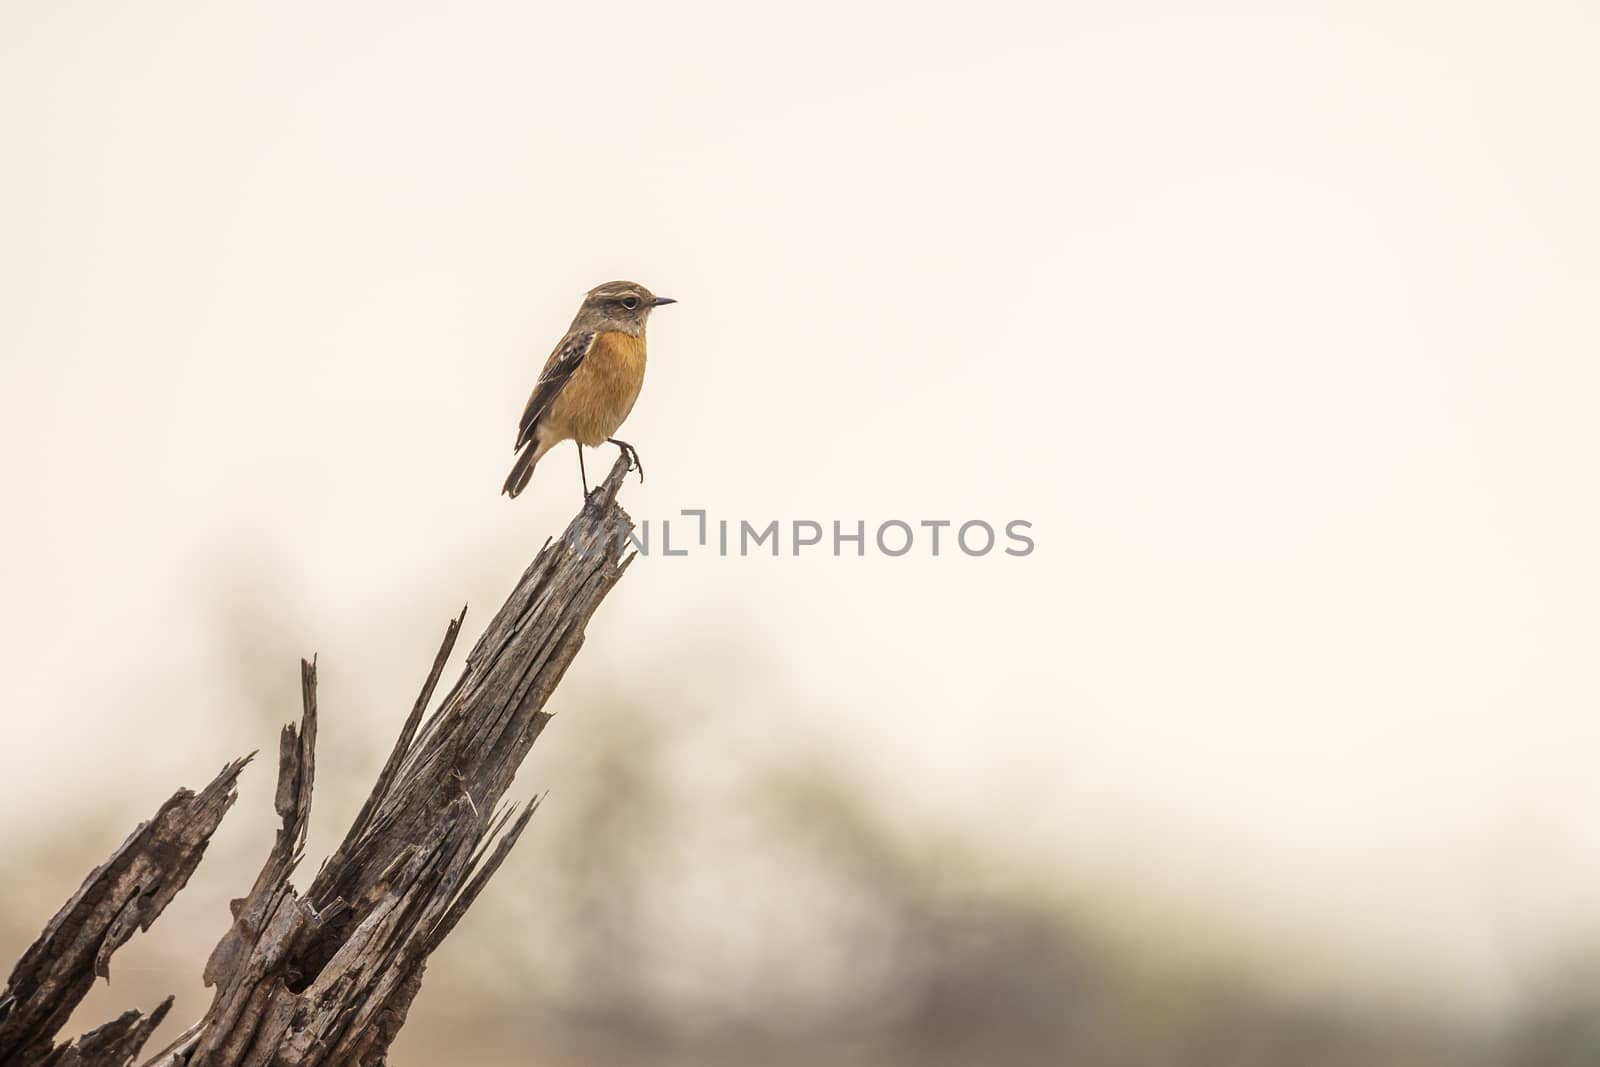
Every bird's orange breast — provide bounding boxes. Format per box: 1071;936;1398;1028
545;330;648;446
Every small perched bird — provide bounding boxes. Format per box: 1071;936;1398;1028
502;280;675;498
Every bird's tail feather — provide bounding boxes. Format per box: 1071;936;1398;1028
503;441;540;498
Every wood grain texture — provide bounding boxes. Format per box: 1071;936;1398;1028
2;453;639;1067
0;760;248;1067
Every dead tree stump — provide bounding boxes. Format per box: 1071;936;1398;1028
0;454;639;1067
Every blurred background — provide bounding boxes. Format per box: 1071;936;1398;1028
4;1;1600;1063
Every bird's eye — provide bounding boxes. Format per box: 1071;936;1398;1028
620;296;640;310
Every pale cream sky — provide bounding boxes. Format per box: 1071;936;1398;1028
3;0;1600;1032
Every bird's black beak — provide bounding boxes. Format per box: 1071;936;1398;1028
651;296;677;307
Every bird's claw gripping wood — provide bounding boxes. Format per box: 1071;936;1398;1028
607;437;645;483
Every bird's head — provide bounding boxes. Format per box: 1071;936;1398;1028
574;280;676;335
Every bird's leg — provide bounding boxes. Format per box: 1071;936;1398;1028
606;438;644;483
576;441;589;496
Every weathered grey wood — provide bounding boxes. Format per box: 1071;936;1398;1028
41;997;173;1067
3;453;638;1067
165;453;636;1067
0;762;250;1067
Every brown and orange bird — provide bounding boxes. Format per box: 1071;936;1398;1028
502;280;675;498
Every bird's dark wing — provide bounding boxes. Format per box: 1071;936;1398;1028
514;329;595;450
